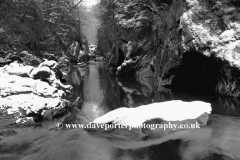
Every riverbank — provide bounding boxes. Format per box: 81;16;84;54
0;57;80;136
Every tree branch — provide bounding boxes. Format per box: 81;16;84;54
68;0;84;13
35;3;66;13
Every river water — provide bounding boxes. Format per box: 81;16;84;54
1;62;240;160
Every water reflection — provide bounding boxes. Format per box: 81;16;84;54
65;66;85;110
1;62;240;160
81;62;112;121
115;77;155;107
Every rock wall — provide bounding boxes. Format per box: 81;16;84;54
153;0;240;97
106;0;240;98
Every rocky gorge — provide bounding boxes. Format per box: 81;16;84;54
1;0;240;159
101;0;240;98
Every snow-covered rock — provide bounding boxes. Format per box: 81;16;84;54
0;62;34;77
0;94;70;119
85;100;212;140
0;65;72;123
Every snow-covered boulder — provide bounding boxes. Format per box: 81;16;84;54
0;68;71;124
0;62;34;77
0;94;70;119
85;100;212;140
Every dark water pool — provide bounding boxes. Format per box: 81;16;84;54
1;62;240;160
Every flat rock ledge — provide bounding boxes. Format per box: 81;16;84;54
0;63;72;125
85;100;212;141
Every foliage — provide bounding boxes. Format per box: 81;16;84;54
0;0;85;58
95;0;116;56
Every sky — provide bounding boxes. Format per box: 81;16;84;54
83;0;98;7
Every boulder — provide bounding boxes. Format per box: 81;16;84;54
29;66;52;82
85;100;211;140
0;94;70;120
7;55;23;63
29;65;72;93
58;56;70;68
32;59;64;83
89;44;97;54
42;52;58;61
0;62;34;77
0;68;72;123
0;70;67;99
39;59;58;70
19;51;41;66
116;59;138;77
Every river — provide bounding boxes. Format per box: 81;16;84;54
1;62;240;160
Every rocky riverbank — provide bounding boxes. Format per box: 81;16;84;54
0;58;79;136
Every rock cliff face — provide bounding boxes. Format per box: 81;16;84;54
154;0;240;97
105;0;240;98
